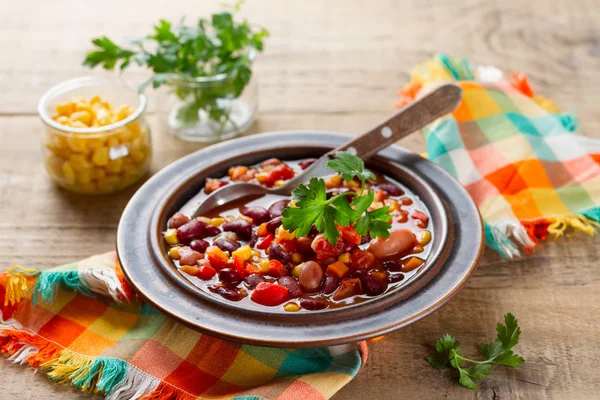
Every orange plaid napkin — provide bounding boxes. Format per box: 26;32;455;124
0;252;367;399
399;54;600;257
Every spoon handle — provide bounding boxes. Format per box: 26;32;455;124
330;83;462;160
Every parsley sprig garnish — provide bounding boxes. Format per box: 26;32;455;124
427;313;525;389
281;151;392;245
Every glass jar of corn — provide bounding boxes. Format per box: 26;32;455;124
38;76;151;194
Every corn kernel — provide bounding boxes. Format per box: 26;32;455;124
209;217;226;226
325;174;342;189
371;201;384;209
417;230;431;246
251;250;260;258
291;253;302;263
291;264;303;278
67;136;87;153
164;229;179;245
70;110;92;125
278;228;296;241
92;147;110;166
259;259;270;273
55;115;70;124
169;247;181;260
91;168;106;181
232;245;252;261
61;161;76;185
197;217;211;224
78;182;97;193
56;102;77;116
68;154;92;172
105;158;123;174
283;303;301;312
274;180;286;187
386;199;400;212
130;150;146;164
69;120;88;128
75;169;92;184
338;252;351;263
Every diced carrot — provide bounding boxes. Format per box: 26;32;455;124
205;246;229;268
257;222;269;237
402;257;424;272
326;261;349;279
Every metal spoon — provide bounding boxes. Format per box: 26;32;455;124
191;83;462;218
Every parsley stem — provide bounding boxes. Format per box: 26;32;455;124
452;350;492;365
324;191;355;206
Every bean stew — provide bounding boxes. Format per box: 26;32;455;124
163;157;433;312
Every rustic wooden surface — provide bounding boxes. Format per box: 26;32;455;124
1;0;599;399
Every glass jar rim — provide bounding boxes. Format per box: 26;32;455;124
38;76;148;136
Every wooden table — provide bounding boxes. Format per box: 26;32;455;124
1;0;599;398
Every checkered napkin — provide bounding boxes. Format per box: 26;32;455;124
398;54;600;257
0;252;367;400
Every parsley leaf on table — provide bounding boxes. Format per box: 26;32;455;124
281;152;393;245
427;313;525;390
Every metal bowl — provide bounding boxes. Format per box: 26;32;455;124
117;131;483;347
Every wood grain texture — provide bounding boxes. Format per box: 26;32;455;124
1;0;599;398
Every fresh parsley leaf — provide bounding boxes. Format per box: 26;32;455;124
354;206;392;238
427;313;524;390
326;151;375;186
281;152;393;245
281;178;351;244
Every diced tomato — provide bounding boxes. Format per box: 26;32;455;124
374;190;387;202
267;259;288;277
251;282;289;306
277;238;297;254
205;178;227;194
350;248;377;270
411;211;429;227
257;234;274;250
197;265;217;280
339;225;361;246
233;255;245;271
244;262;262;276
263;164;295;185
205;246;229;268
397;210;408;223
311;233;344;259
326;261;349;279
333;278;362;301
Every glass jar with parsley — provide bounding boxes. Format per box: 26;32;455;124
83;5;267;142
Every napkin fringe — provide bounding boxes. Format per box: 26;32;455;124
0;313;191;400
486;209;600;258
0;265;131;316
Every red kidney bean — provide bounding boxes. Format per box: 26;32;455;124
389;273;405;283
204;224;222;237
300;298;327;310
360;233;371;245
296;237;314;254
378;183;404;196
176;220;207;243
321;274;340;294
244;273;265;289
382;260;403;272
189;239;209;253
269;243;291;265
278;276;303;298
218;268;242;287
268;200;290;219
214;237;240;253
299;261;323;292
241;206;271;225
208;285;241;301
248;232;259;247
266;217;282;233
178;247;202;266
168;212;189;229
222;219;252;239
360;273;389;296
299;158;317;170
